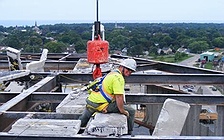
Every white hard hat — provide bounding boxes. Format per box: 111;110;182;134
119;58;137;72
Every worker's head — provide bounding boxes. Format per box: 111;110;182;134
119;58;137;77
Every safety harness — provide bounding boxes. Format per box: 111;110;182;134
86;102;109;113
86;70;119;112
98;76;113;103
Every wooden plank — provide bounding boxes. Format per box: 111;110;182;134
200;113;217;120
134;119;155;135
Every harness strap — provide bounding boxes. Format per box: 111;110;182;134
99;85;112;103
86;102;109;112
89;69;120;103
97;70;120;103
97;102;109;112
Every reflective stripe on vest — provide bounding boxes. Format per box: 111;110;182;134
99;85;112;103
97;70;120;103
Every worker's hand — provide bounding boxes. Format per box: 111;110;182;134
123;110;129;117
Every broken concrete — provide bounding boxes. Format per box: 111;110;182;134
56;91;87;114
8;118;81;137
4;81;25;92
26;49;48;72
152;98;190;136
56;91;129;137
6;47;23;70
86;113;128;137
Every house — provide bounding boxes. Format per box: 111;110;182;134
177;47;190;54
214;47;220;51
115;22;125;29
158;47;173;55
200;52;214;62
121;48;127;56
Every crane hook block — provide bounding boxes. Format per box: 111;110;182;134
87;35;109;64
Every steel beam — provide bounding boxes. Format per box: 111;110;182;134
125;94;224;105
137;63;223;74
126;73;224;84
0;70;30;83
0;92;67;103
0;60;78;71
2;92;223;105
30;92;67;102
0;76;57;113
110;54;223;74
58;73;224;84
0;133;224;140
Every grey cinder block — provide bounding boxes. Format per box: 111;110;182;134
152;98;190;136
8;118;81;137
86;113;128;137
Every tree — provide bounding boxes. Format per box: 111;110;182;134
212;37;224;48
188;41;209;53
162;35;173;47
29;36;43;46
58;31;82;45
174;52;188;62
44;41;67;53
75;40;86;53
1;23;224;55
2;35;22;49
109;35;129;50
149;46;158;55
128;44;143;57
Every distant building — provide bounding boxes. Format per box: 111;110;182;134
45;37;54;41
0;31;9;36
115;22;125;29
200;52;214;62
214;47;220;51
113;50;122;55
143;51;149;56
162;47;173;54
0;46;7;53
158;47;173;55
21;29;27;32
32;21;42;34
157;48;162;54
67;44;77;53
121;48;127;55
177;47;190;54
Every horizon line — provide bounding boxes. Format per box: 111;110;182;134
1;19;224;27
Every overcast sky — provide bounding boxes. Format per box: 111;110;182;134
0;0;224;26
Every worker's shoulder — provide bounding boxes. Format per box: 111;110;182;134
107;71;122;78
104;72;122;82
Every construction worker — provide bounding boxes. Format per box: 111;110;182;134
79;58;137;135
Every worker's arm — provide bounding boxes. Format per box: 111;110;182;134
115;94;129;117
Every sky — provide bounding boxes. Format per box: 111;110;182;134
0;0;224;26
